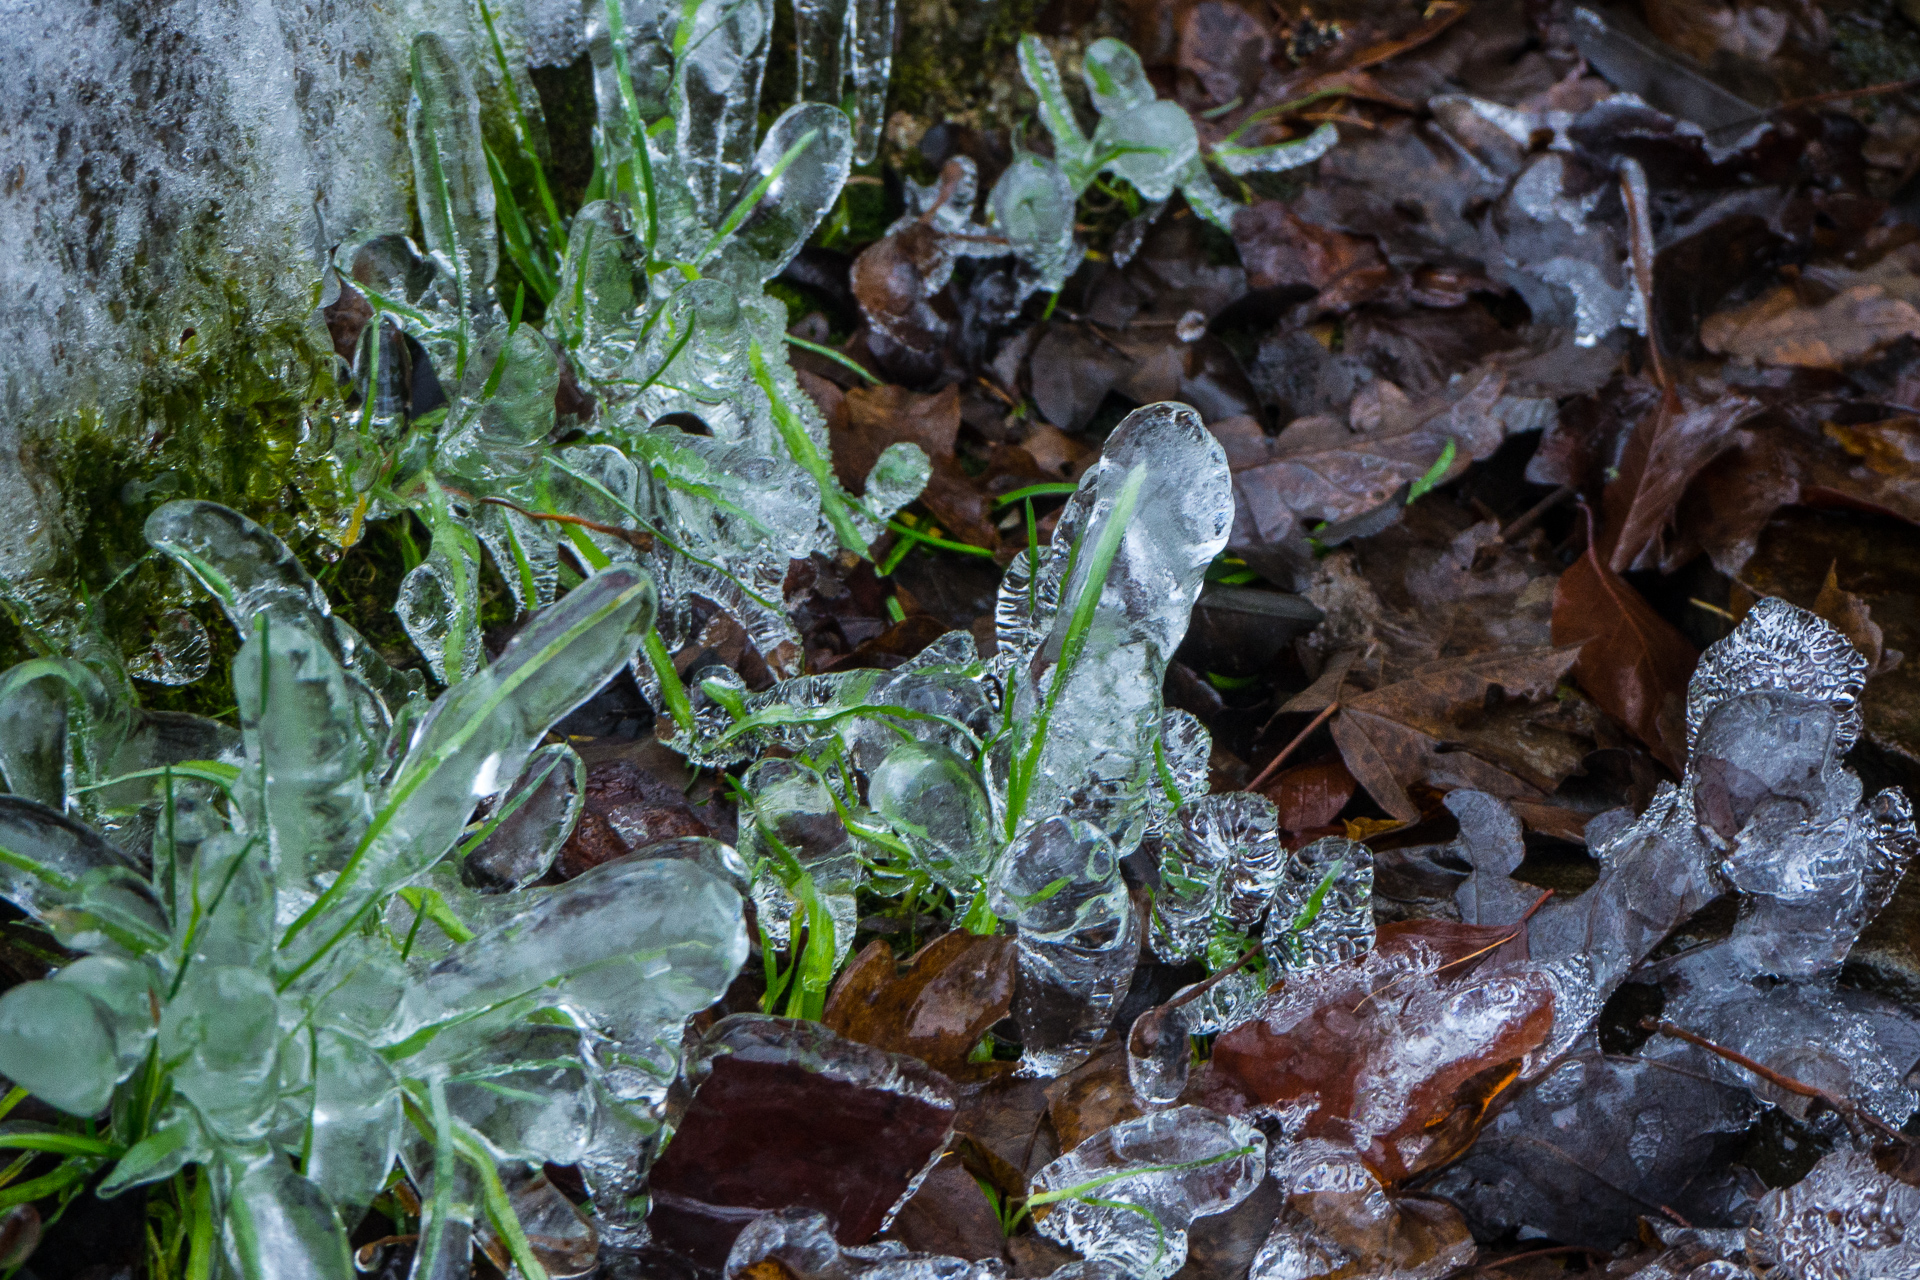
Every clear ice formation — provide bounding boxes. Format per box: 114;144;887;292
656;402;1235;1077
1249;1139;1477;1280
724;1207;1133;1279
0;510;750;1278
1744;1150;1920;1280
325;3;909;686
1523;598;1917;1083
988;816;1142;1077
988;37;1338;296
1029;1105;1267;1280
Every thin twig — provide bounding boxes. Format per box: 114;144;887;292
1640;1018;1915;1146
477;495;655;552
1248;701;1340;791
1498;483;1575;543
1475;1243;1611;1274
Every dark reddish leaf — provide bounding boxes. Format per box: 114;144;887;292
821;930;1016;1077
1551;527;1696;772
880;1157;1008;1260
645;1016;956;1268
1813;561;1894;674
556;755;713;878
832;382;1000;550
1210;950;1556;1183
1232;202;1397;313
1260;758;1356;834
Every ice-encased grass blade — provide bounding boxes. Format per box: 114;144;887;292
1018;34;1095;185
847;0;896;164
222;1158;355;1280
408;33;498;359
1209;120;1340;176
707;104;853;281
145;501;417;716
673;0;774;228
389;856;747;1053
277;566;658;980
234;621;376;902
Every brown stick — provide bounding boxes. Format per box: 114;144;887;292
1498;483;1575;543
1640;1018;1914;1146
477;495;655;553
1248;701;1341;792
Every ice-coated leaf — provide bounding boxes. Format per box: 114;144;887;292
1030;1105;1266;1280
1211;945;1556;1183
408;33;498;310
988;154;1082;298
160;965;283;1145
233;620;375;905
0;979;122;1116
1081;38;1156;115
307;1027;402;1221
1745;1150;1920;1278
868;739;995;893
0;795;137;919
714;103;854;284
279;565;656;974
391;856;747;1052
222;1158;355;1280
461;742;584;893
723;1206;1012;1278
645;1015;956;1269
1093;101;1199;203
52;955;155;1078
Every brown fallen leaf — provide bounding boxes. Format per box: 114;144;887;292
1552;515;1697;773
1226;369;1517;566
1293;646;1587;823
821;930;1016;1078
1702;247;1920;369
831;383;1001;552
1604;388;1764;573
1813;562;1899;676
1042;1040;1142;1153
1208;947;1556;1183
1232;201;1398;313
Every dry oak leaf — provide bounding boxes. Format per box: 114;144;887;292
1288;646;1588;824
1225;370;1514;552
821;930;1016;1078
1702;246;1920;369
1552;523;1697;773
